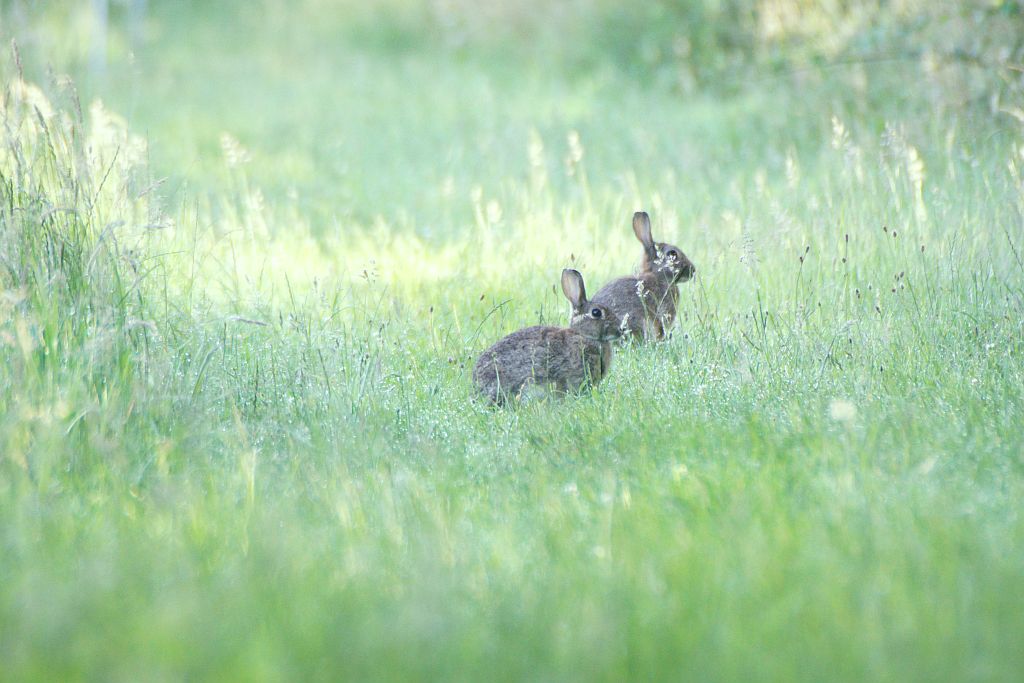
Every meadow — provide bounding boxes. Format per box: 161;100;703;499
1;1;1023;680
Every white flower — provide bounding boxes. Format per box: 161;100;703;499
829;399;857;423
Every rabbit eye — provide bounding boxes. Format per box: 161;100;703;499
668;250;679;259
591;308;602;318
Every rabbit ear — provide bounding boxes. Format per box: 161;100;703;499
561;268;587;311
633;211;656;258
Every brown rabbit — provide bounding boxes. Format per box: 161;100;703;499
591;211;695;341
473;269;622;405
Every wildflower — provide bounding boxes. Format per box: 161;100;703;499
829;399;857;423
564;130;584;176
220;132;251;167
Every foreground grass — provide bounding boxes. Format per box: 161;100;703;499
2;3;1024;680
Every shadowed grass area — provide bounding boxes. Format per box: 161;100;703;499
1;1;1023;680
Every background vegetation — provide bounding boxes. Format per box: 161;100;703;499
1;0;1023;679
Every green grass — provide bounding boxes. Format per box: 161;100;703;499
2;1;1024;680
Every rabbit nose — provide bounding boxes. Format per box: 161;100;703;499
682;262;696;278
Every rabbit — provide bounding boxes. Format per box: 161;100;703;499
591;211;695;342
473;269;623;405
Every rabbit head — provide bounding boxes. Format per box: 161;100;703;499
562;268;622;342
633;211;696;285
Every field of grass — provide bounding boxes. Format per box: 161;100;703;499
2;1;1023;680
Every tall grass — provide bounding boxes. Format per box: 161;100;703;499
1;4;1024;681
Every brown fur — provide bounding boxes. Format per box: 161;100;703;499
473;269;622;405
591;211;695;342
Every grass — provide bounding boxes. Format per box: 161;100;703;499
2;1;1024;680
